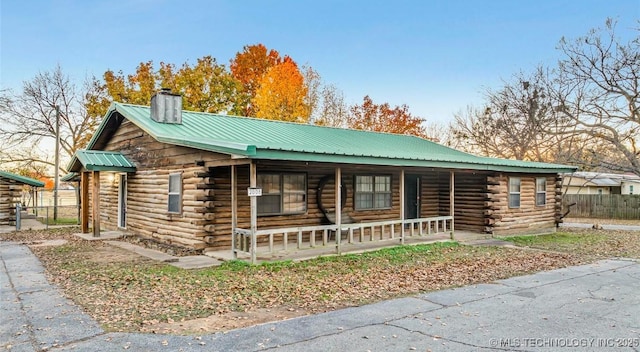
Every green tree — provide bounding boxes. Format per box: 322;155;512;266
90;57;242;117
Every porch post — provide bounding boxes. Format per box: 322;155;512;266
92;171;100;237
249;161;257;264
231;165;238;259
449;171;455;240
81;171;89;233
400;169;405;244
335;167;342;255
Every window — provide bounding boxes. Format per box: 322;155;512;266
536;177;547;206
257;173;307;215
168;173;182;213
509;177;521;208
355;175;391;210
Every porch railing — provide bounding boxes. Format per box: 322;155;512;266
233;216;453;263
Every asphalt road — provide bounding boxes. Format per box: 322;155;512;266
1;241;639;351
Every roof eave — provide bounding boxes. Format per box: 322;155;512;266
156;136;257;157
82;165;137;172
0;171;45;187
253;150;577;173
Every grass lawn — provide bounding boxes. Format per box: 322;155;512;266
502;228;640;259
5;227;639;334
38;217;78;225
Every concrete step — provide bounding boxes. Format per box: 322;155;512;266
105;241;178;262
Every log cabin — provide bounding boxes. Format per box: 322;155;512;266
0;171;44;225
67;90;576;262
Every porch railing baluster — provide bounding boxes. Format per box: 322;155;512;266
283;232;288;252
311;230;316;247
269;233;274;253
233;216;454;259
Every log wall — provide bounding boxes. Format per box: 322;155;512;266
486;173;558;236
0;178;23;225
95;119;235;249
453;171;491;232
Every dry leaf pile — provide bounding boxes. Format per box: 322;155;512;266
3;227;638;333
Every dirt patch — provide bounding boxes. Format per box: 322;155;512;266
0;227;81;242
28;239;68;247
119;235;202;257
141;306;311;334
88;244;153;264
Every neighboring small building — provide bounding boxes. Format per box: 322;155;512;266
0;171;44;225
621;179;640;195
562;171;640;195
66;91;576;261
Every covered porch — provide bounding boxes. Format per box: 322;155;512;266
221;161;483;264
67;150;136;237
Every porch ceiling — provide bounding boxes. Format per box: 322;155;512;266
68;150;136;172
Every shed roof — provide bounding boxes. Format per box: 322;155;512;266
590;178;620;186
61;172;79;182
68;150;136;172
0;171;45;187
79;102;576;173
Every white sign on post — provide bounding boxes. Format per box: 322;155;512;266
247;187;262;197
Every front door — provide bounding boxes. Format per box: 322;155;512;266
117;174;127;228
404;174;420;219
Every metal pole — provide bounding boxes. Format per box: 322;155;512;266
16;204;21;231
53;105;61;221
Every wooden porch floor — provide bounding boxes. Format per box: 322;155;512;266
205;231;490;264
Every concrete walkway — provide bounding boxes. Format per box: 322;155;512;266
2;241;639;351
0;242;103;351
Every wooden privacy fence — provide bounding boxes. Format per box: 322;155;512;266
563;194;640;220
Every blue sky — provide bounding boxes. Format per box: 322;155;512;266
1;0;638;123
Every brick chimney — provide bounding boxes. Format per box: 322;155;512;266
150;88;182;124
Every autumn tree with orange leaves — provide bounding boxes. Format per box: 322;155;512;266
347;96;426;137
230;44;282;116
253;57;310;122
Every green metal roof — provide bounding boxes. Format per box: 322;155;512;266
0;171;45;187
82;102;576;173
68;150;136;172
61;172;79;182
